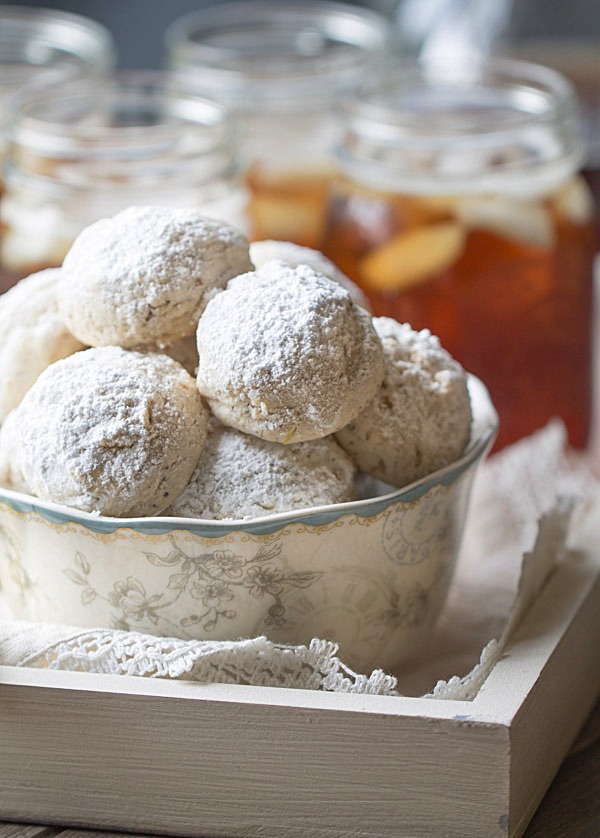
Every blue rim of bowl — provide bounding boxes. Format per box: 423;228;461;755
0;376;498;538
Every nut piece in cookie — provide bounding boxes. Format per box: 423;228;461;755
57;205;252;349
335;318;472;488
168;422;356;520
0;268;84;423
249;239;370;310
196;260;385;443
3;346;209;516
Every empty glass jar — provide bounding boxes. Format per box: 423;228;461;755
0;5;115;167
0;71;245;292
165;0;392;250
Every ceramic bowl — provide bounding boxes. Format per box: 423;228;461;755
0;376;497;673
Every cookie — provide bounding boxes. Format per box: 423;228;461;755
168;422;356;520
0;268;84;422
196;260;385;443
57;205;252;348
335;318;472;487
3;346;209;516
249;239;370;310
0;409;29;493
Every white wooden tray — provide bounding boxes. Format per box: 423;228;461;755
1;509;599;838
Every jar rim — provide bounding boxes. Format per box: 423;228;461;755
165;0;392;104
336;57;585;196
5;70;236;158
0;5;115;89
341;58;577;140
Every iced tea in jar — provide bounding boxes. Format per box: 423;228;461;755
165;0;391;250
323;59;597;451
0;71;245;292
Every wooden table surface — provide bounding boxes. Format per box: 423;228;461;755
1;697;599;838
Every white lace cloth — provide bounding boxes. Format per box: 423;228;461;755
0;623;398;694
0;422;597;699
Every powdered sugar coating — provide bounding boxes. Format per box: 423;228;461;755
0;269;84;422
4;347;209;516
57;206;253;348
168;422;356;520
0;409;28;493
335;318;472;488
249;239;370;310
196;261;385;443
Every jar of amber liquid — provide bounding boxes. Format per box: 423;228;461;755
323;60;597;451
0;71;245;293
165;0;390;250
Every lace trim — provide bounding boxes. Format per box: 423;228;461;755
19;629;399;696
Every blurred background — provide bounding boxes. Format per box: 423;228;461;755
1;0;598;453
3;0;600;69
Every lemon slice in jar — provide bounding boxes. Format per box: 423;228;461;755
360;221;466;292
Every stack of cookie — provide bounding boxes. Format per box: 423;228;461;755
0;206;472;520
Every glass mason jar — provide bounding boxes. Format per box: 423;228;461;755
0;71;246;292
0;5;115;171
165;0;392;251
322;59;597;451
507;40;600;239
